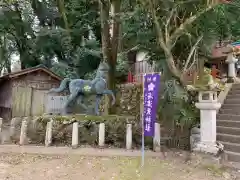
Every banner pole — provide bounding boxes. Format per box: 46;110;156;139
141;73;145;167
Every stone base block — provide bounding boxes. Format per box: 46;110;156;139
72;145;78;149
227;77;234;83
193;142;219;155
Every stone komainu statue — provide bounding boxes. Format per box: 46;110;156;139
49;61;116;115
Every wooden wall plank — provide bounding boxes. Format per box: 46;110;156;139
24;87;32;116
31;90;48;116
12;86;33;117
11;86;18;117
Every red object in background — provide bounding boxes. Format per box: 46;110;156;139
133;75;136;83
211;67;217;78
211;65;220;79
127;71;133;83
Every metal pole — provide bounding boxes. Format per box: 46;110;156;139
141;122;145;167
141;73;145;167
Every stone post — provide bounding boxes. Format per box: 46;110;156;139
226;53;238;83
19;117;29;145
99;123;105;147
45;120;53;147
194;91;221;154
10;117;19;137
153;123;161;152
72;122;79;149
126;124;132;150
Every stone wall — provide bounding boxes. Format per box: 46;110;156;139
0;83;191;150
0;83;145;147
0;116;189;150
50;84;143;119
3;115;156;149
99;84;142;118
114;84;142;118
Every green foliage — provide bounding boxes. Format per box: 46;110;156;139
125;0;239;131
158;78;199;129
153;57;198;129
187;68;225;91
83;52;129;81
26;115;146;148
0;0;102;75
121;2;162;63
0;0;240;74
50;62;78;78
115;53;129;79
0;0;238;134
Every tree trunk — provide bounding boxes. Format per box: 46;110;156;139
163;49;186;85
99;0;121;114
99;0;111;62
2;36;11;73
14;2;29;70
108;0;121;92
20;60;26;70
99;0;112;114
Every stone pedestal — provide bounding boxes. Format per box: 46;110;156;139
226;53;238;83
194;91;221;154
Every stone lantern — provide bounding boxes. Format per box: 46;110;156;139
194;91;221;154
226;51;238;83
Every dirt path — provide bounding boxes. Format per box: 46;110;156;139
0;145;238;180
0;145;163;157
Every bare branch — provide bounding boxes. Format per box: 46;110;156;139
111;0;121;63
148;0;169;51
57;0;70;34
183;35;203;72
165;7;176;42
100;0;107;6
187;48;198;71
169;4;216;45
170;32;191;49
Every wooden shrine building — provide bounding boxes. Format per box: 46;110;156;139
0;65;62;120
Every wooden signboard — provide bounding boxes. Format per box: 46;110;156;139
45;95;68;115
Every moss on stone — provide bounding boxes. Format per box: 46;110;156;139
40;114;135;123
23;115;153;149
27;116;48;144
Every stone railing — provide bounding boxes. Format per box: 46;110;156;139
0;115;161;152
217;83;233;104
217;83;233;114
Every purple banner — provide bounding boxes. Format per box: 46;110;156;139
143;73;160;137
